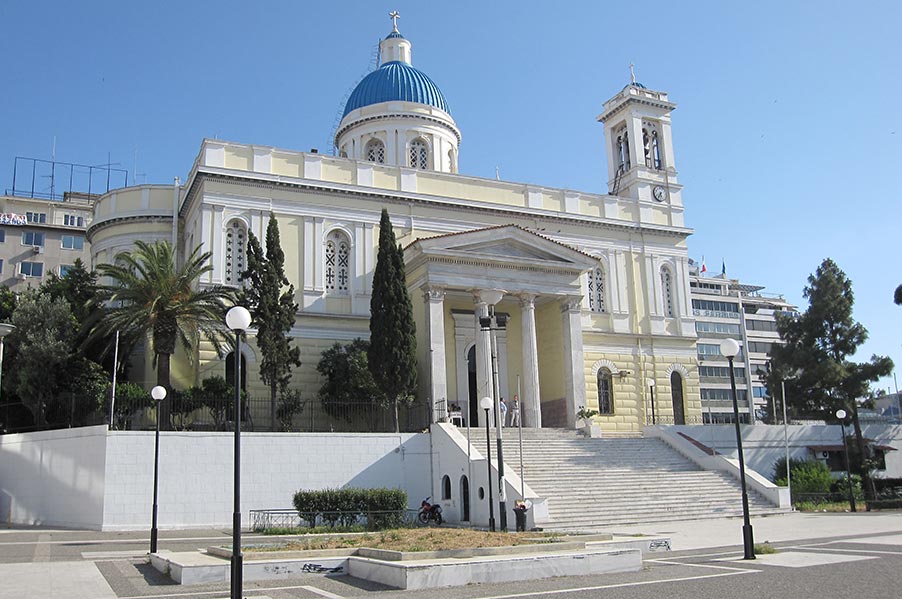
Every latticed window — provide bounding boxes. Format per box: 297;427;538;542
587;266;606;313
324;230;350;295
225;220;247;286
409;138;428;170
365;139;385;164
661;266;674;317
597;368;614;414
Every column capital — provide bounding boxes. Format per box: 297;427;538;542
518;292;538;308
423;286;446;302
560;296;583;313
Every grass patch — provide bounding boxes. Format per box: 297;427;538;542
754;542;778;555
250;528;564;553
794;501;855;513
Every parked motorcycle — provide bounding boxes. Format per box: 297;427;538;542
417;496;443;525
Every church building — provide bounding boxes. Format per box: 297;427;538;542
86;18;700;434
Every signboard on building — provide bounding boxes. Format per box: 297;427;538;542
0;213;27;225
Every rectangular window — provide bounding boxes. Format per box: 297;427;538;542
746;319;778;332
20;261;44;277
699;365;745;379
22;231;45;246
0;259;3;273
701;388;749;402
26;212;47;224
61;234;85;250
695;321;741;335
0;229;5;242
692;299;740;313
747;341;774;354
697;343;723;356
59;264;74;277
64;214;85;227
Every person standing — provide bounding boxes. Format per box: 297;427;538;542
499;397;508;428
510;394;521;427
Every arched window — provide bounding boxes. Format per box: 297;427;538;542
597;368;614;414
587;266;606;313
643;122;662;170
224;220;247;286
615;127;630;171
652;130;662;169
365;139;385;164
409;138;429;170
324;230;350;295
441;475;451;500
661;266;674;317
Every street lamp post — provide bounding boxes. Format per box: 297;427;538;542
480;396;496;532
835;409;856;513
226;306;251;599
479;290;508;531
149;385;166;554
0;324;15;418
647;378;656;425
720;338;755;560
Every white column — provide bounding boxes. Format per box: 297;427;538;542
424;287;447;421
473;293;492;427
519;294;541;428
561;297;586;428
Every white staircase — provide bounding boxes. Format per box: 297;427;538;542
467;427;785;530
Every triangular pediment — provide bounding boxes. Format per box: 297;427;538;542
407;225;599;271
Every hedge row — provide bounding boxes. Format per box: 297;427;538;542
292;487;407;529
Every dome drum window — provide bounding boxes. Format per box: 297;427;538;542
409;138;429;170
365;139;385;164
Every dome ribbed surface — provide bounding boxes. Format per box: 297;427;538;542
342;61;450;117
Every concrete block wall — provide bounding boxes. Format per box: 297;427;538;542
0;425;108;529
1;426;432;531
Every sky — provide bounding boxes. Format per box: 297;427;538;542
1;1;900;391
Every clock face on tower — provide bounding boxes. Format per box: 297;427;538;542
653;186;667;202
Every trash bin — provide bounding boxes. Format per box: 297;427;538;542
513;502;528;532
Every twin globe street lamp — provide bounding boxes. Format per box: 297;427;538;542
478;290;508;532
225;305;252;599
149;385;166;554
720;338;755;560
835;409;856;513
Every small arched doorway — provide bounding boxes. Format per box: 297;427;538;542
671;371;685;425
460;475;470;521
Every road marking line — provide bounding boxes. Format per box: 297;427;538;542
301;585;345;598
32;534;52;562
472;569;759;599
788;545;902;556
647;558;751;571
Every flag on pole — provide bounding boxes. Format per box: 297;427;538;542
700;256;707;273
721;260;726;276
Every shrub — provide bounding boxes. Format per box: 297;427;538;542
292;487;407;530
773;458;833;502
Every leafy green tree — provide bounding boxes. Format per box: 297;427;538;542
193;375;236;430
101;381;152;430
239;214;301;431
9;291;78;425
368;209;417;432
768;258;893;502
772;458;833;502
276;388;306;431
92;240;235;429
0;286;17;322
317;339;380;427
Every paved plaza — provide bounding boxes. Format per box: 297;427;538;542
1;512;901;598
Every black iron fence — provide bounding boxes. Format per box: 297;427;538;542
1;395;431;435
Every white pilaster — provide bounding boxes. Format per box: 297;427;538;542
561;297;586;428
519;294;542;428
303;217;315;290
210;205;224;284
313;218;325;291
424;287;447;422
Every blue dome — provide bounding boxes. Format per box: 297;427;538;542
342;61;450;117
384;31;405;39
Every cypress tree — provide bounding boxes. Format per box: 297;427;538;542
240;214;301;430
369;209;417;432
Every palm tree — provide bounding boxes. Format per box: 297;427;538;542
94;240;235;428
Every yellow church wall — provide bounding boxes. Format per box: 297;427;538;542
321;162;354;185
271;152;303;178
535;301;565;413
541;191;563;212
372;168;400;190
224;146;252;171
415;174;525;208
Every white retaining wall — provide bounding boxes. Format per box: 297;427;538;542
0;426;431;530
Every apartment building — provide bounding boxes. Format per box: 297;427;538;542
0;192;94;290
689;266;798;424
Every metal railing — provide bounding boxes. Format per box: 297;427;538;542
250;508;415;531
1;395;431;435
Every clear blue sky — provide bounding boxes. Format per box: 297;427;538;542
2;1;900;392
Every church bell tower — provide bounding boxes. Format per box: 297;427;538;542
597;67;682;210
